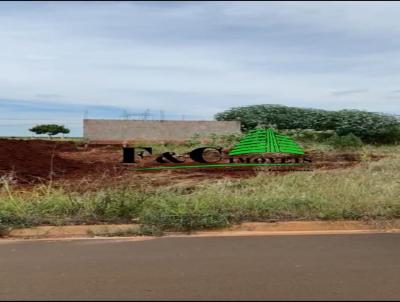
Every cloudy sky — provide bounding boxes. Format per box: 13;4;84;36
1;1;400;136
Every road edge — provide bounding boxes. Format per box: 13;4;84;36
2;220;400;240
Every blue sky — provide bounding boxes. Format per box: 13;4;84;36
1;1;400;136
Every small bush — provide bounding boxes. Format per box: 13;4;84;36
282;129;336;143
206;132;243;148
185;133;202;147
326;133;363;150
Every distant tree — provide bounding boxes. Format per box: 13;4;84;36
29;124;70;139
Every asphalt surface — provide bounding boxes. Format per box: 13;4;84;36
1;233;400;301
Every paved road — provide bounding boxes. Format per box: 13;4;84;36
1;233;400;300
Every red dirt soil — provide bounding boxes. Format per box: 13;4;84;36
0;139;124;185
0;139;382;188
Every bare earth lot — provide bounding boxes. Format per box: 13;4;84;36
0;139;379;188
0;138;398;236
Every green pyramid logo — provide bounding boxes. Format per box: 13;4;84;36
229;128;304;156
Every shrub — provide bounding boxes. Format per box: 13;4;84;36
326;133;363;150
206;133;243;148
185;133;202;147
333;110;400;144
282;129;336;143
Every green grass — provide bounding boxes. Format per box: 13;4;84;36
1;145;399;235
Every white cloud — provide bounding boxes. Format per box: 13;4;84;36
0;0;399;124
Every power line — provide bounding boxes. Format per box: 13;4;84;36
121;109;154;120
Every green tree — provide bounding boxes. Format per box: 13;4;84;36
29;124;70;139
215;104;400;144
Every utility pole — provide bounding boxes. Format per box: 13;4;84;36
143;109;151;120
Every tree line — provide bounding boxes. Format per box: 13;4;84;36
215;104;400;144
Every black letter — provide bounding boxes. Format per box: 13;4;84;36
253;157;266;163
156;152;185;163
122;147;152;163
229;157;251;164
190;147;223;163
